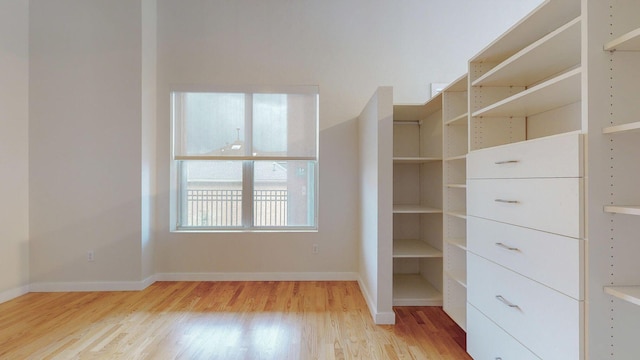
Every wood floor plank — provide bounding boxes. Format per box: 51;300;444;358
0;281;470;359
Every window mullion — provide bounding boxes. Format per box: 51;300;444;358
177;160;188;228
242;161;254;228
242;93;254;228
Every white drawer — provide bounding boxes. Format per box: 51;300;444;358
467;304;541;360
467;178;583;238
468;253;583;360
467;132;583;179
468;216;584;300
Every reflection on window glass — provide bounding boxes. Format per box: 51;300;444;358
253;94;287;156
184;93;245;156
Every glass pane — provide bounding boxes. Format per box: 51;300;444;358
178;92;246;156
181;161;243;227
253;93;317;158
253;160;316;227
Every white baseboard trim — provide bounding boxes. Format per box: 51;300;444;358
30;275;157;293
141;274;157;289
155;272;359;282
375;311;396;325
0;284;30;304
356;275;396;325
356;276;378;321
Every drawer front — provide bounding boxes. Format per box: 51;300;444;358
467;178;583;238
467;216;583;300
468;253;583;360
467;133;583;179
467;304;541;360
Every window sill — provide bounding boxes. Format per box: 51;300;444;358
171;228;318;234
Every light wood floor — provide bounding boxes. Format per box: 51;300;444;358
0;281;470;359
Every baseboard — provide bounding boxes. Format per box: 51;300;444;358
374;311;396;325
356;276;396;325
141;274;157;289
30;274;157;292
356;276;378;321
155;272;359;282
0;284;30;305
23;272;362;293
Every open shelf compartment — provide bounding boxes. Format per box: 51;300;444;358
393;274;443;306
393;239;443;258
473;17;581;87
472;68;581;118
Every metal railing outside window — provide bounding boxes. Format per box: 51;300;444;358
186;189;288;227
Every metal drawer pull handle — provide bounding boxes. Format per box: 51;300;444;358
495;358;503;360
494;199;519;204
495;242;519;251
494;160;519;165
496;295;520;309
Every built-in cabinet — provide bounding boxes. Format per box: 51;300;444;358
362;1;640;354
466;0;584;359
392;99;443;306
441;74;469;330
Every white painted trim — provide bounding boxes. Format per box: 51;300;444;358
0;284;30;304
155;272;359;282
375;311;397;325
357;276;378;321
141;274;157;289
357;275;396;325
30;276;157;293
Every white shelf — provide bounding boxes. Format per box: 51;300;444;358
445;270;467;288
444;112;468;126
444;154;467;161
603;121;640;134
446;211;467;220
604;205;640;216
444;73;468;92
445;237;467;251
604;286;640;307
473;17;581;87
393;95;442;121
393;274;443;306
604;27;640;51
393;205;441;214
445;183;467;189
393;157;441;163
470;0;580;63
473;67;581;118
393;239;443;258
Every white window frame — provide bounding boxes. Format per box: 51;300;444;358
169;85;319;232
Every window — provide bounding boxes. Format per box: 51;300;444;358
171;86;318;231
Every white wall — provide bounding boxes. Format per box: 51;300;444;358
358;87;394;324
141;0;158;281
0;0;30;301
29;1;146;287
155;0;542;278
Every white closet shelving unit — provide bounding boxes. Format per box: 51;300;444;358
468;0;582;152
392;97;443;306
587;0;640;357
360;0;640;350
441;74;468;330
466;0;584;359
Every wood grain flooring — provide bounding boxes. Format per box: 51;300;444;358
0;281;470;359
